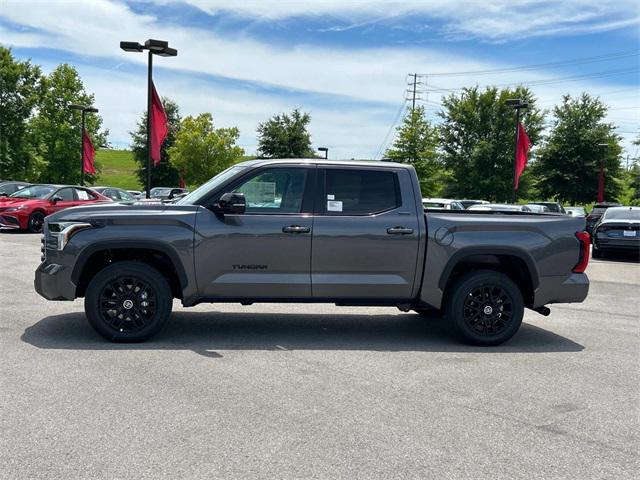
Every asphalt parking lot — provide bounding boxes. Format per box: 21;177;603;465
1;231;638;479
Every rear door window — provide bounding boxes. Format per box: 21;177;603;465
323;169;400;215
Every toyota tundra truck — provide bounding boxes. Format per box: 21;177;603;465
35;159;590;345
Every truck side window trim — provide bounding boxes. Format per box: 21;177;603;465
317;167;402;216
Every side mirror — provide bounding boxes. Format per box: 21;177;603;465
50;195;63;204
215;192;246;215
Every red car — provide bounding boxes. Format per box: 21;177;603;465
0;184;111;233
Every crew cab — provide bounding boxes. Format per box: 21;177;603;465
35;159;590;345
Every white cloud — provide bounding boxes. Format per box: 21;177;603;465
1;0;638;158
165;0;640;40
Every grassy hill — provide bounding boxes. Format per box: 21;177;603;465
96;149;141;190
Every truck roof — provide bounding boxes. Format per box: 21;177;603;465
235;158;415;170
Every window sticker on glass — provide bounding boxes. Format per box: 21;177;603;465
242;181;276;206
327;200;343;212
77;190;89;200
327;194;335;200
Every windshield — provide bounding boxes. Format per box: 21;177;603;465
10;185;55;199
150;188;171;197
604;208;640;220
177;166;247;205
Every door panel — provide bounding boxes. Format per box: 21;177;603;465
311;167;421;300
194;166;315;299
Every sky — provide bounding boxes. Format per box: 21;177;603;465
1;0;639;160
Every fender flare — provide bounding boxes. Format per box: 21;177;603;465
70;239;189;290
438;246;540;291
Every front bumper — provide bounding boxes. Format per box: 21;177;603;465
34;261;76;301
533;273;589;308
0;214;22;229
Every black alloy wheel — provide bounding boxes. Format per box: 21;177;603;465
98;276;157;333
446;270;524;346
28;211;45;233
85;261;172;342
463;284;513;336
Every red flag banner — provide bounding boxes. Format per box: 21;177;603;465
82;129;96;175
514;122;531;190
597;165;605;203
150;81;169;166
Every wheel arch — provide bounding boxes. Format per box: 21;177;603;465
72;240;188;299
439;247;538;307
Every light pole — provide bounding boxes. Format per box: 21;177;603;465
318;147;328;159
506;98;528;204
120;39;177;198
597;143;608;203
69;104;99;186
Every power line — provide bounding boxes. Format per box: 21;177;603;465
375;99;407;160
426;67;639;93
419;49;639;77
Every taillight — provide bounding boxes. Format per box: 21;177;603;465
573;231;590;273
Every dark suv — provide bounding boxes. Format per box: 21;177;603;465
586;202;621;235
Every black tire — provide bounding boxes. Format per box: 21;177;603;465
592;246;602;259
445;270;524;346
28;211;45;233
84;261;173;342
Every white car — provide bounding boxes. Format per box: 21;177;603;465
468;204;533;212
422;198;465;210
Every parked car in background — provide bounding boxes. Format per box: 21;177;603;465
127;190;143;200
91;186;136;203
566;206;586;217
0;181;30;197
525;204;550;213
0;184;111;233
586;202;621;235
468;204;533;212
422;198;465;210
459;199;490;209
592;206;640;258
529;202;566;214
149;187;189;201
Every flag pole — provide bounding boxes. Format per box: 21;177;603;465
80;109;86;186
146;50;153;199
512;106;520;205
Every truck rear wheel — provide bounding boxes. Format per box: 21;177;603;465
84;261;173;342
446;270;523;346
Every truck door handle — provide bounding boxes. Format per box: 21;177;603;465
283;225;311;234
387;226;414;235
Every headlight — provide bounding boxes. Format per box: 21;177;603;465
5;205;28;212
48;222;93;250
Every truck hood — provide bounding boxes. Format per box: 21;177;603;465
45;202;201;225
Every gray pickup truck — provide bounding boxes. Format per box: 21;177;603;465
35;159;590;345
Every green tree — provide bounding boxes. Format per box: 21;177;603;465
257;108;314;158
30;64;107;184
168;113;244;185
0;46;42;180
619;133;640;205
130;97;181;189
533;93;623;204
384;105;442;195
439;86;544;202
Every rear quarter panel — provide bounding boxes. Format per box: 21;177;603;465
420;212;587;309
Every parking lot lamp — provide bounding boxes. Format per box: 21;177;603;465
69;104;99;186
119;39;178;198
597;143;608;202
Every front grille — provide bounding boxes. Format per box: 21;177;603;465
0;215;20;226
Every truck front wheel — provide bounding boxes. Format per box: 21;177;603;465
446;270;524;346
84;261;173;342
